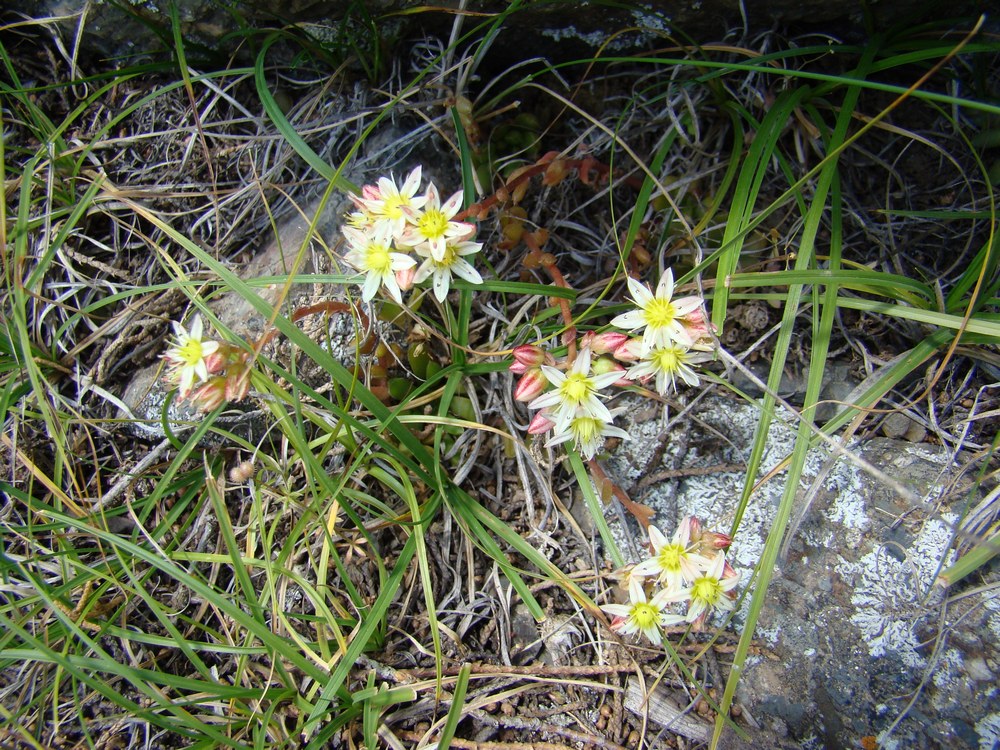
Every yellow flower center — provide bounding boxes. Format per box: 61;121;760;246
631;602;659;630
435;244;458;268
559;373;592;404
656;542;685;572
644;297;676;328
347;211;370;228
691;575;723;605
383;195;405;219
652;346;683;373
418;209;449;239
365;244;393;274
178;340;207;367
573;416;602;442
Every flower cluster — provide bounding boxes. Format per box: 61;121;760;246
162;316;251;411
602;516;739;643
341;166;484;304
511;269;714;459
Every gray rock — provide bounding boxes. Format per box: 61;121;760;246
120;190;381;441
600;392;999;749
11;0;981;66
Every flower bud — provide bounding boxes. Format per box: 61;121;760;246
225;369;251;403
395;265;416;293
527;411;556;435
699;530;733;551
683;515;702;541
678;304;716;349
721;558;739;582
590;356;629;387
613;337;644;363
514;368;548;402
589;331;629;356
512;344;552;368
189;378;227;412
202;350;227;376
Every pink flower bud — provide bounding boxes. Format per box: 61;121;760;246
686;515;733;551
527;411;556;435
701;530;733;551
514;368;548;402
613;337;644;363
679;305;717;347
721;558;739;582
589;331;629;356
512;344;551;368
203;350;226;375
225;369;251;403
683;515;702;541
395;265;416;293
189;378;227;412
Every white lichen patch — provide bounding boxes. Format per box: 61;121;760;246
539;25;644;51
986;593;1000;642
932;647;965;689
822;458;870;531
631;6;673;33
975;712;1000;750
836;516;957;668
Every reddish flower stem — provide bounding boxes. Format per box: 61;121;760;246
588;458;654;530
541;259;577;361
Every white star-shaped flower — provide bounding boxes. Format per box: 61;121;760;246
413;238;484;302
162;315;220;397
610;270;702;353
342;225;416;303
527;347;621;432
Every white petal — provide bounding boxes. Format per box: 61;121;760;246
592;371;624;390
571;347;592;375
539;365;566;387
361;273;380;301
377;175;395;197
626;277;654;307
413;260;433;284
429;237;447;262
423;182;440;209
454;241;483;256
527;391;562;411
601;604;632;618
545;430;575;449
383;274;404;304
610;310;645;331
390;252;416;271
451;259;483;285
441;190;464;217
432;271;450;301
603;425;630;440
673;295;701;316
627;577;647;604
582;399;613;424
632;558;662;577
655;268;675;299
647;525;669;550
402;165;422;196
